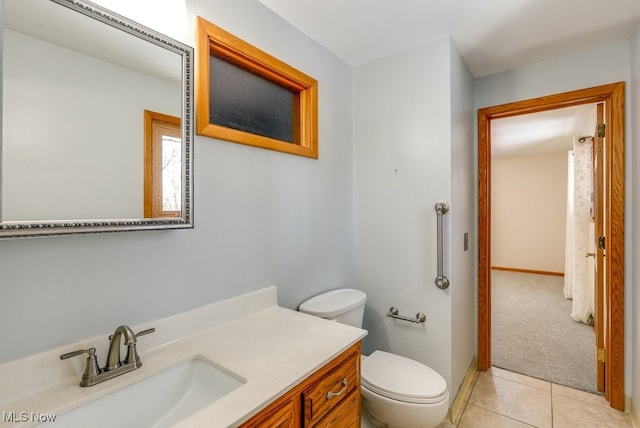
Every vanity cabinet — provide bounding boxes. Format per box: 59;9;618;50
240;342;361;428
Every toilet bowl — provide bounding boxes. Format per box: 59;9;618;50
299;289;449;428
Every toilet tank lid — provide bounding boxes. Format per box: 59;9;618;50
298;288;367;318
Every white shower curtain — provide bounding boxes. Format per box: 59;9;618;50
563;151;575;299
563;141;594;324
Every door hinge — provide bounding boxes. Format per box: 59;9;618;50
598;123;606;138
598;348;606;363
597;236;606;250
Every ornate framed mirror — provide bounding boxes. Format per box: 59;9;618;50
1;0;194;238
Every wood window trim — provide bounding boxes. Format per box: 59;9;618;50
195;16;318;159
144;110;181;218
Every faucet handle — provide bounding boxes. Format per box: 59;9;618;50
124;327;156;367
135;327;156;339
60;347;101;387
108;327;155;341
60;347;95;360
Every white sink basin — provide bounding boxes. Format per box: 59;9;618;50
50;358;245;427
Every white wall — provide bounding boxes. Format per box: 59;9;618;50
474;41;633;395
0;0;354;362
491;151;568;273
450;41;475;394
354;37;474;401
629;25;640;417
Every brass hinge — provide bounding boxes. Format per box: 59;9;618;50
598;348;606;363
597;236;606;250
598;123;606;138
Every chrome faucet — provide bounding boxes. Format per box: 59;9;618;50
60;325;155;387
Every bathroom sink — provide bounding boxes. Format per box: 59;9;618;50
49;358;245;427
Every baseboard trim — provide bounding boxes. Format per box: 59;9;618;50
491;266;564;277
631;397;640;428
448;358;478;424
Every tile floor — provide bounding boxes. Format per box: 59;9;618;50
438;367;632;428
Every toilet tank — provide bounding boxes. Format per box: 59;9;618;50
298;289;367;328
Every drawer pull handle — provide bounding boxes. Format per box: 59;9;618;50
326;378;348;400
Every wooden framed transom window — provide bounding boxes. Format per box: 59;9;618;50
195;16;318;158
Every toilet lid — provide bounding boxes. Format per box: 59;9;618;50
361;351;448;404
298;289;366;318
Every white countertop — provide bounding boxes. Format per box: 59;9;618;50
0;287;367;427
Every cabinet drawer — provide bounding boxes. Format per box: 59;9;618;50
312;389;360;428
302;346;360;427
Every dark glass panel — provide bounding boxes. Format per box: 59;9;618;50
209;55;296;143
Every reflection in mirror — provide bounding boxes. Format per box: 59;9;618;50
1;0;193;238
144;110;182;218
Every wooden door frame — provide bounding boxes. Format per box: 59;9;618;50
477;82;625;410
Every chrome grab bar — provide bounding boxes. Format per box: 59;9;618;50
435;201;450;289
387;307;426;324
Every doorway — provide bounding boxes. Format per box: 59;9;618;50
491;102;598;393
477;82;625;410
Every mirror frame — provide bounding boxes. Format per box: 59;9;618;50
0;0;194;239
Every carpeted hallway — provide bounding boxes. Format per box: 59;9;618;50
491;269;597;393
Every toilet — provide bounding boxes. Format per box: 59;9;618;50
299;289;449;428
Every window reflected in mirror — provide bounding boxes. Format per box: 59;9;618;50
144;110;182;218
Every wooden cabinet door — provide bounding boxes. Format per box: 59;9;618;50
240;397;299;428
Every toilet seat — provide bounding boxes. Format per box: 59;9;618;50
361;351;448;405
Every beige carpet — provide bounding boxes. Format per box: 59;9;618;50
491;270;597;393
